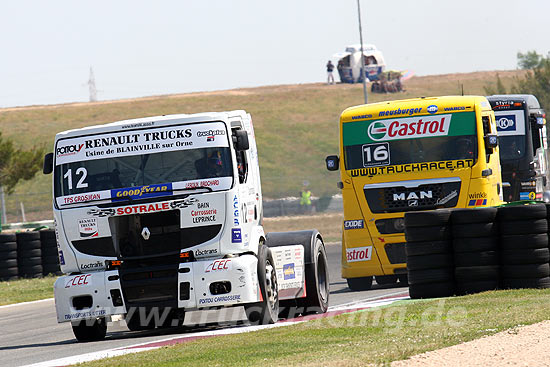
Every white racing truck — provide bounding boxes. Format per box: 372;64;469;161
43;110;329;342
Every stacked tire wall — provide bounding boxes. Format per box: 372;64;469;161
405;203;550;299
0;234;18;281
451;208;499;295
404;210;454;299
0;229;61;281
498;204;550;289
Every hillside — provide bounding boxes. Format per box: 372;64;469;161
0;69;526;222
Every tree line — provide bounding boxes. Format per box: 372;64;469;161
485;50;550;111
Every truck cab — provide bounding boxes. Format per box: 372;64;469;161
44;111;329;341
326;96;503;290
487;95;549;201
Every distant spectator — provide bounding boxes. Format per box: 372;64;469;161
300;186;312;213
326;60;335;85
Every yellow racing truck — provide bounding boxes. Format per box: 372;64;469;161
326;96;503;290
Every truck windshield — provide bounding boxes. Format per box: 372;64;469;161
343;111;478;170
53;121;233;205
494;110;526;161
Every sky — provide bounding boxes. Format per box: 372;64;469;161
1;0;549;108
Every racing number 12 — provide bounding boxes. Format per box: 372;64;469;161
63;167;88;190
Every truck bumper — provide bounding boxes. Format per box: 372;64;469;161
54;254;260;323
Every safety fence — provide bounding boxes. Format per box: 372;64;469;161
0;230;60;280
404;203;550;299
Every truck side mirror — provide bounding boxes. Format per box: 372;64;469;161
43;152;53;174
233;130;249;151
325;155;339;171
484;134;498;150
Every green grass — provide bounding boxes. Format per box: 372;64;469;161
0;275;56;305
74;288;550;367
0;70;525;222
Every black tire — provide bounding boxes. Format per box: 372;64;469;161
16;231;41;242
502;277;550;289
42;255;60;264
501;248;550;265
498;204;547;221
18;256;42;267
454;265;499;282
125;308;156;331
0;242;17;252
452;223;497;238
409;281;454;299
404;210;451;227
0;250;18;260
42;265;61;275
397;274;408;285
0;259;18;268
500;219;548;235
454;251;499;267
0;233;16;243
456;280;499;295
41;247;59;257
296;237;329;315
406;253;453;271
245;245;279;325
18;264;43;278
406;240;452;256
72;318;107;342
0;267;18;278
451;207;497;224
452;237;498;253
405;226;450;242
39;229;56;241
17;240;42;251
18;248;42;258
346;276;373;291
501;263;550;278
375;275;398;285
500;234;548;250
408;268;454;285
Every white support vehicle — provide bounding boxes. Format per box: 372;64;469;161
43;110;329;342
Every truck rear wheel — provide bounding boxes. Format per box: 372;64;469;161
245;245;279;325
72;317;107;342
297;237;329;315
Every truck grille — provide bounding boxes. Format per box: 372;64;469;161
364;179;461;213
111;210;221;259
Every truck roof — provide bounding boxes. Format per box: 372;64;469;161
54;110;248;139
487;94;541;110
340;95;492;123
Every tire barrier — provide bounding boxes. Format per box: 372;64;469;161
405;209;455;299
40;229;61;276
498;203;550;289
0;233;18;281
404;203;550;299
16;231;43;278
451;208;499;295
0;229;62;281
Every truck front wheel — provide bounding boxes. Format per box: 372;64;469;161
245;245;279;325
347;276;373;291
71;317;107;342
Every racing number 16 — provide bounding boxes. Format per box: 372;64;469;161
362;142;390;167
63;167;88;190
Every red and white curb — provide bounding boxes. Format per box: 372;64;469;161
24;291;409;367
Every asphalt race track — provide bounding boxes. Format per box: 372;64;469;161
0;244;409;367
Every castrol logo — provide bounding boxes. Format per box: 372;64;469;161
367;114;452;141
